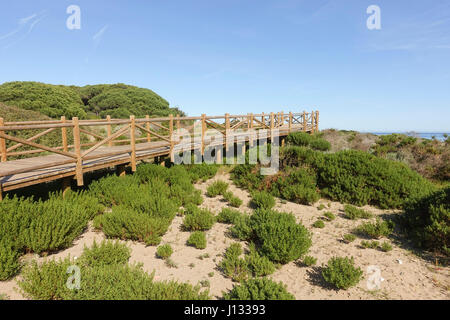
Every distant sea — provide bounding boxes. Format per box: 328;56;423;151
369;132;448;141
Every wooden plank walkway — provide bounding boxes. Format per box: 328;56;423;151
0;111;318;197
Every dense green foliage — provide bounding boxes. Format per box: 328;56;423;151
182;206;215;231
312;220;325;228
223;278;294;300
217;208;243;224
302;256;317;266
0;81;181;119
206;180;228;197
187;231;207;249
0;192;102;280
250;191;275;209
286;132;331;151
80;240;131;267
356;219;395;239
223;191;243;208
343;205;373;220
322;256;363;290
18;241;209;300
403;187;449;255
231;209;312;264
92;164;203;245
156;244;173;259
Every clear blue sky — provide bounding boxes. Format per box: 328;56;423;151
0;0;449;132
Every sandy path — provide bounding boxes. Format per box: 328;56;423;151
1;173;448;300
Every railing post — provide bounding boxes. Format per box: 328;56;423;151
61;116;68;152
315;110;319;132
249;113;254;147
289;112;293;133
176;114;180;133
201;114;206;157
169;114;174;162
145;115;151;143
280;111;284;127
130;115;136;172
0;117;7;162
311;110;315;133
261;112;265;127
302;111;306;132
73;117;83;186
270;112;274;142
107;115;113;147
225;113;230;157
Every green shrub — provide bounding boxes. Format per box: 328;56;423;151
361;240;379;249
217;208;242;224
310;138;331;151
80;240;131;267
302;255;317;266
250;209;312;264
286;132;313;147
22;193;102;254
182;207;215;231
324;212;336;221
184;163;218;182
206;181;228;197
187;232;207;249
312;220;325;228
219;243;249;282
356;219;394;239
380;241;393;252
230;215;253;241
344;205;373;220
244;243;275;277
19;259;208;300
270;168;319;205
315;150;435;209
223;278;294;300
322;256;363;290
0;239;21;280
317;204;325;210
343;234;356;243
223;192;243;208
250;191;275;209
156;244;173;259
403;187;449;255
97;206;171;245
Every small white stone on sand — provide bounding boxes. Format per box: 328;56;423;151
397;259;402;264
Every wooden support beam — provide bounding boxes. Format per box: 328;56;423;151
61;116;68;152
289;112;293;133
315;110;319;132
107;115;113;147
303;111;306;132
311;110;315;133
145;115;151;142
0;118;7;162
130;115;137;172
201;114;206;156
169;114;174;162
225;113;230;150
73;117;84;186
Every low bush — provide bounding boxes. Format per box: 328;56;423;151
0;239;21;281
230;215;253;241
80;240;131;267
219;243;249;282
380;241;393;252
310;138;331;151
322;256;363;290
182;207;215;231
156;244;173;259
356;219;394;239
361;240;379;249
187;231;207;249
312;220;325;228
286;132;330;151
343;205;373;220
184;163;218;182
250;209;312;264
18;252;209;300
244;243;275;277
402;187;449;255
96;206;171;245
250;191;275;209
323;212;336;221
223;192;243;208
223;278;295;300
343;234;356;243
217;208;242;224
302;255;317;266
206;181;228;197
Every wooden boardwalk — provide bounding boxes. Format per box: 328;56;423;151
0;111;318;198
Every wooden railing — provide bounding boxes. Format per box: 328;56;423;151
0;110;319;187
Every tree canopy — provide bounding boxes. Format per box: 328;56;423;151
0;81;183;119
